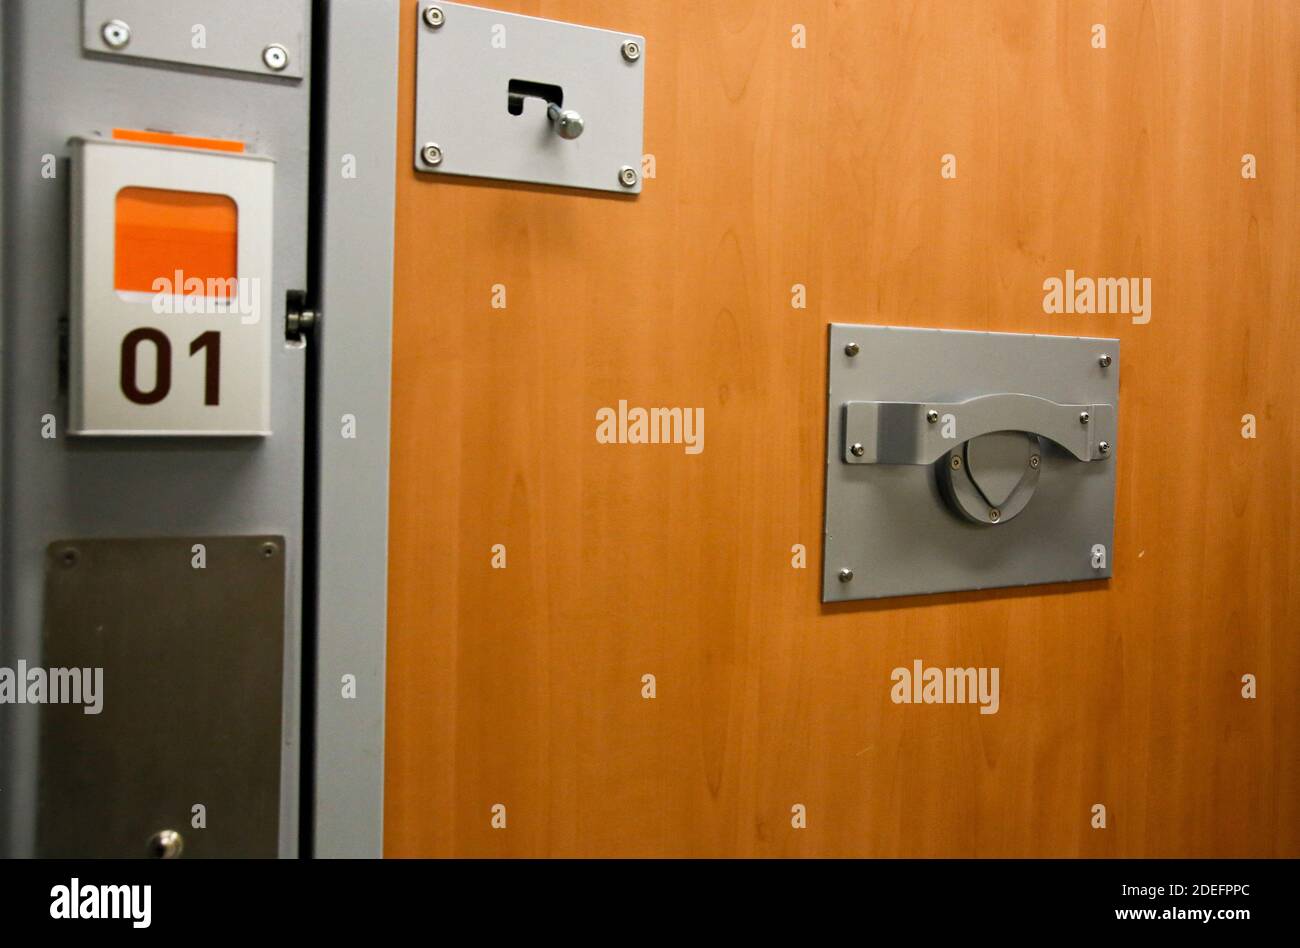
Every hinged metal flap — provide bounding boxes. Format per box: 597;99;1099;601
842;394;1116;464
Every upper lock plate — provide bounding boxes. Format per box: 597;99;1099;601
413;2;645;193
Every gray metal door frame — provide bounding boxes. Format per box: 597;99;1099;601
0;0;398;859
305;0;399;859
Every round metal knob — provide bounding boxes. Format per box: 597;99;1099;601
148;829;184;859
546;104;584;140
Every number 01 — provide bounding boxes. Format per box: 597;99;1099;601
120;329;221;407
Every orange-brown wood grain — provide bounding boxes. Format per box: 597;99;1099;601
384;0;1299;856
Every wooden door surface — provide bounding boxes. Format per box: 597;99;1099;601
385;0;1299;856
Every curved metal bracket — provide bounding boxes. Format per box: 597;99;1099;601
842;393;1115;465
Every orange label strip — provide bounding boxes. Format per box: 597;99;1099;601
112;127;246;154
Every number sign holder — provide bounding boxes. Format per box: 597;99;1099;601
69;135;275;435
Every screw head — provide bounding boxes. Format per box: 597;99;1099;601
422;142;444;167
101;19;131;49
618;165;639;188
838;568;854;583
1099;353;1112;368
262;44;289;72
926;409;939;423
59;547;80;568
950;455;962;470
148;829;184;859
1098;441;1111;455
621;39;642;62
1029;454;1040;469
850;442;865;457
260;542;279;559
989;508;1001;523
1079;411;1091;425
844;341;860;357
423;5;445;28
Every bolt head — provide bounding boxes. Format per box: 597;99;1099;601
423;5;445;28
618;165;639;188
621;39;642;62
1099;353;1112;368
1029;455;1040;469
262;44;289;72
148;829;184;859
101;19;130;49
1098;441;1111;455
838;568;854;583
950;455;962;470
850;442;865;457
844;341;860;357
422;143;444;167
1079;411;1091;424
926;410;939;423
989;509;1001;522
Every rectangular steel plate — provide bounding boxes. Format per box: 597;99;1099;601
413;1;644;193
36;537;285;857
823;325;1120;601
82;0;306;79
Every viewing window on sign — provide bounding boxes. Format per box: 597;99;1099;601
114;187;240;308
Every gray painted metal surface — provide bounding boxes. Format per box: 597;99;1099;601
0;2;10;857
0;0;311;857
413;1;645;193
37;536;284;858
309;0;399;859
823;325;1120;602
82;0;307;80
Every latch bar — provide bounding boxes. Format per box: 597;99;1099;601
842;393;1116;465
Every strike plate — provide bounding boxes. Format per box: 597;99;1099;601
413;1;645;193
823;325;1120;601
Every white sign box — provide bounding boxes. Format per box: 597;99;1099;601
69;136;274;436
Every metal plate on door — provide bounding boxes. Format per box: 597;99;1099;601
823;325;1120;601
413;1;645;193
82;0;307;79
36;537;285;857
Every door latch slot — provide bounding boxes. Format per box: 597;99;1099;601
507;78;563;114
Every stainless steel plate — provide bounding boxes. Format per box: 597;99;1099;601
413;1;645;193
823;325;1120;601
82;0;307;79
36;536;285;857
